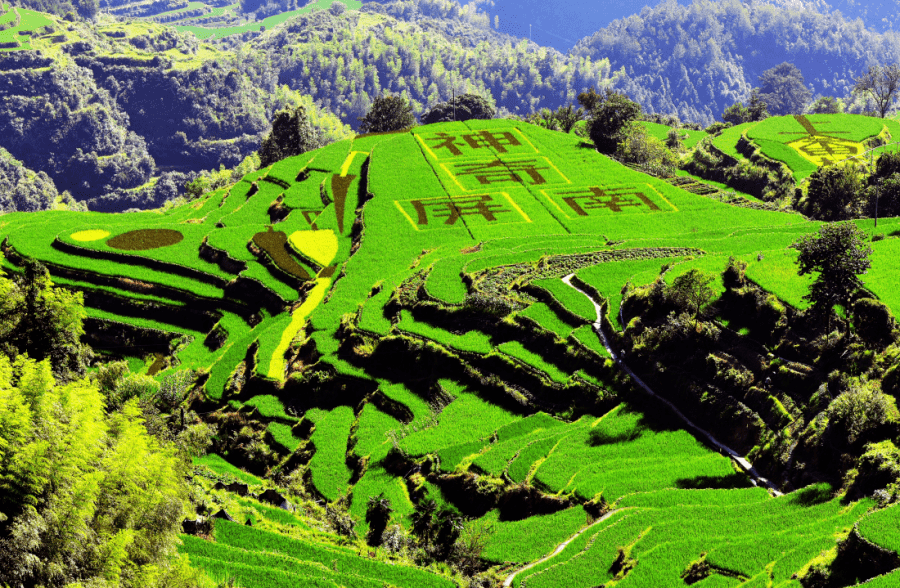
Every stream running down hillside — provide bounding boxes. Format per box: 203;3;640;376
560;274;782;496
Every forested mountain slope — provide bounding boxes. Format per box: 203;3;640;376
571;0;900;125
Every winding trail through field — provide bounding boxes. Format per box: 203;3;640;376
561;274;782;496
501;508;622;587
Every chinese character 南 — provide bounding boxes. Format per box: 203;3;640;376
557;186;660;216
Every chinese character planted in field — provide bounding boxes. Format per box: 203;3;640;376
427;130;523;157
410;194;511;226
791;136;860;166
558;186;661;216
453;159;549;186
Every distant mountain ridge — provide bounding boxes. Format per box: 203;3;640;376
570;0;900;125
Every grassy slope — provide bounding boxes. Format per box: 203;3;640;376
9;116;900;584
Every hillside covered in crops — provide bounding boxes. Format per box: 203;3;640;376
6;114;900;586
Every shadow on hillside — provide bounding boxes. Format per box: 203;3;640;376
786;482;834;506
675;472;750;490
588;428;643;446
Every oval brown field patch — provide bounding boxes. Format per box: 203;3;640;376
107;229;184;251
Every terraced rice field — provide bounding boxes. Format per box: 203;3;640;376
8;116;900;584
710;113;900;182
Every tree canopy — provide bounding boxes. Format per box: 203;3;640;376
721;89;769;124
258;105;322;168
757;62;812;116
421;93;496;124
854;64;900;118
0;355;205;588
0;258;92;381
796;162;867;221
791;222;872;318
357;94;418;134
587;89;642;154
807;95;845;114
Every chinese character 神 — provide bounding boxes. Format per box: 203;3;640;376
427;131;523;156
453;159;549;186
410;194;510;225
557;186;660;216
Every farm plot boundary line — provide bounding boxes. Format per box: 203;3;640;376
501;508;623;587
560;274;783;496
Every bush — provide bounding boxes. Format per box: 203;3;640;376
422;93;495;124
615;122;678;171
704;121;732;136
825;385;892;445
853;298;897;346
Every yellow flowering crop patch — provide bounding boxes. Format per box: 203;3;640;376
267;277;331;380
70;230;110;241
288;230;339;267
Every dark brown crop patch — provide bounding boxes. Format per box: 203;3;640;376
107;229;184;251
252;230;311;281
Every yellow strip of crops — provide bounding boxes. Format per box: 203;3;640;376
71;229;110;241
288;229;338;266
340;151;365;176
268;277;331;379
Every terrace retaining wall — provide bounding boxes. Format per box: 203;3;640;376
53;237;230;288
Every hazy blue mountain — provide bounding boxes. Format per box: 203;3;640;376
488;0;691;52
487;0;900;53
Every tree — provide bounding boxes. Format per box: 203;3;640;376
757;62;812;116
615;123;679;173
452;518;494;574
721;89;769;124
365;493;393;546
550;104;585;133
791;223;872;322
421;93;496;124
587;89;642;153
258;106;321;168
806;95;844;115
0;258;92;381
577;86;604;112
410;498;438;541
798;162;867;221
357;94;417;134
328;0;346;15
668;269;716;326
665;127;684;152
854;64;900;118
825;384;891;445
0;355;203;587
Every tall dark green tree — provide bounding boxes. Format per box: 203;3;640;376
668;269;716;326
791;223;872;322
722;89;769;124
357;94;417;134
757;62;812;116
0;258;91;381
797;163;867;221
587;89;642;153
258;106;321;168
422;93;495;124
365;493;393;546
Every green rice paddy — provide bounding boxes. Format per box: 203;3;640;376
9;116;900;585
